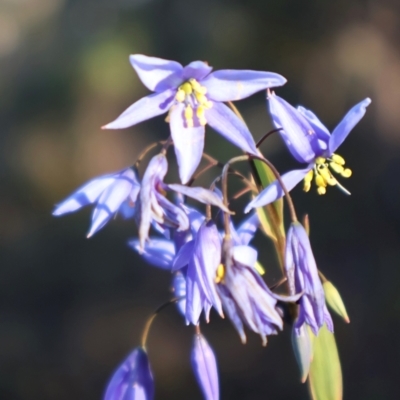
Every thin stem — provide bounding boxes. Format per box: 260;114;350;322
221;155;250;238
188;162;216;186
195;324;201;335
135;140;166;168
141;297;180;348
256;128;282;148
232;186;252;200
227;101;246;123
269;277;287;291
318;270;328;283
249;154;298;223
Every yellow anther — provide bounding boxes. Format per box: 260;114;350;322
204;100;213;109
304;169;314;183
196;106;207;126
318;166;331;183
315;157;326;165
331;154;345;165
303;180;311;192
175;89;186;103
329;162;344;174
215;263;225;283
327;176;337;186
189;78;201;90
184;105;194;128
317;186;326;195
181;82;193;95
341;168;352;178
315;174;326;188
195;91;208;105
254;261;265;276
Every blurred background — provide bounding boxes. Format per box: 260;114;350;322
1;0;400;399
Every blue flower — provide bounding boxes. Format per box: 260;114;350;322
285;222;333;336
173;220;224;325
103;54;287;184
104;347;154;400
245;95;371;211
53;167;140;237
191;334;219;400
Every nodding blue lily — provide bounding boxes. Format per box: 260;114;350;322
104;347;154;400
53;167;140;237
103;54;287;184
285;222;333;336
245;95;371;212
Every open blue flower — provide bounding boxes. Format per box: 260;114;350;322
285;222;333;336
103;54;287;184
53;167;140;237
245;95;371;211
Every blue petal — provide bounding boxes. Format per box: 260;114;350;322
297;106;331;143
128;238;175;270
236;213;259;245
244;166;313;213
202;69;286;102
172;271;187;316
328;97;371;154
233;245;258;268
173;240;195;271
170;104;205;184
182;61;213;81
169;184;231;213
206;102;258;155
53;174;116;215
103;89;175;130
186;261;208;325
130;54;184;92
269;94;320;163
191;334;219;400
88;169;138;237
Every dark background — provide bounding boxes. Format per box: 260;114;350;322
1;0;400;399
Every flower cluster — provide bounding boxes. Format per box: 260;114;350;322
53;54;370;399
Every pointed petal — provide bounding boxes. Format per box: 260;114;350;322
206;102;257;155
233;245;258;268
172;271;187;316
103;89;175;130
186;262;208;325
182;61;213;81
170;104;205;184
169;184;232;214
236;213;259;245
191;334;219;400
329;98;371;154
269;94;321;163
172;240;195;271
53;175;116;216
297;106;331;143
202;69;286;102
130;54;183;92
87;169;136;237
104;347;154;400
128;238;175;269
291;325;312;383
245;166;312;212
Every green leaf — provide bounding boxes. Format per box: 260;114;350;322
249;158;285;243
308;325;343;400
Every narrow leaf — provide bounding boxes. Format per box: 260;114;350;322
308;324;343;400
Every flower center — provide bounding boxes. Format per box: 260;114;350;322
175;79;213;128
303;153;352;195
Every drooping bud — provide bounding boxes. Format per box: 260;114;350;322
104;347;154;400
291;325;312;383
191;334;219;400
323;281;350;323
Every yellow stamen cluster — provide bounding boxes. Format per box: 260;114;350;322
215;263;225;284
303;153;352;195
175;78;213;128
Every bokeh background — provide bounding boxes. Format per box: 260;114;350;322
1;0;400;399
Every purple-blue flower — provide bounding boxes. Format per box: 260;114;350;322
285;222;333;336
173;220;223;325
191;334;219;400
245;95;371;211
103;54;287;184
104;346;154;400
53;167;140;237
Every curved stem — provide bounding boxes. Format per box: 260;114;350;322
249;154;298;222
256;128;282;148
135;140;165;168
141;297;180;348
